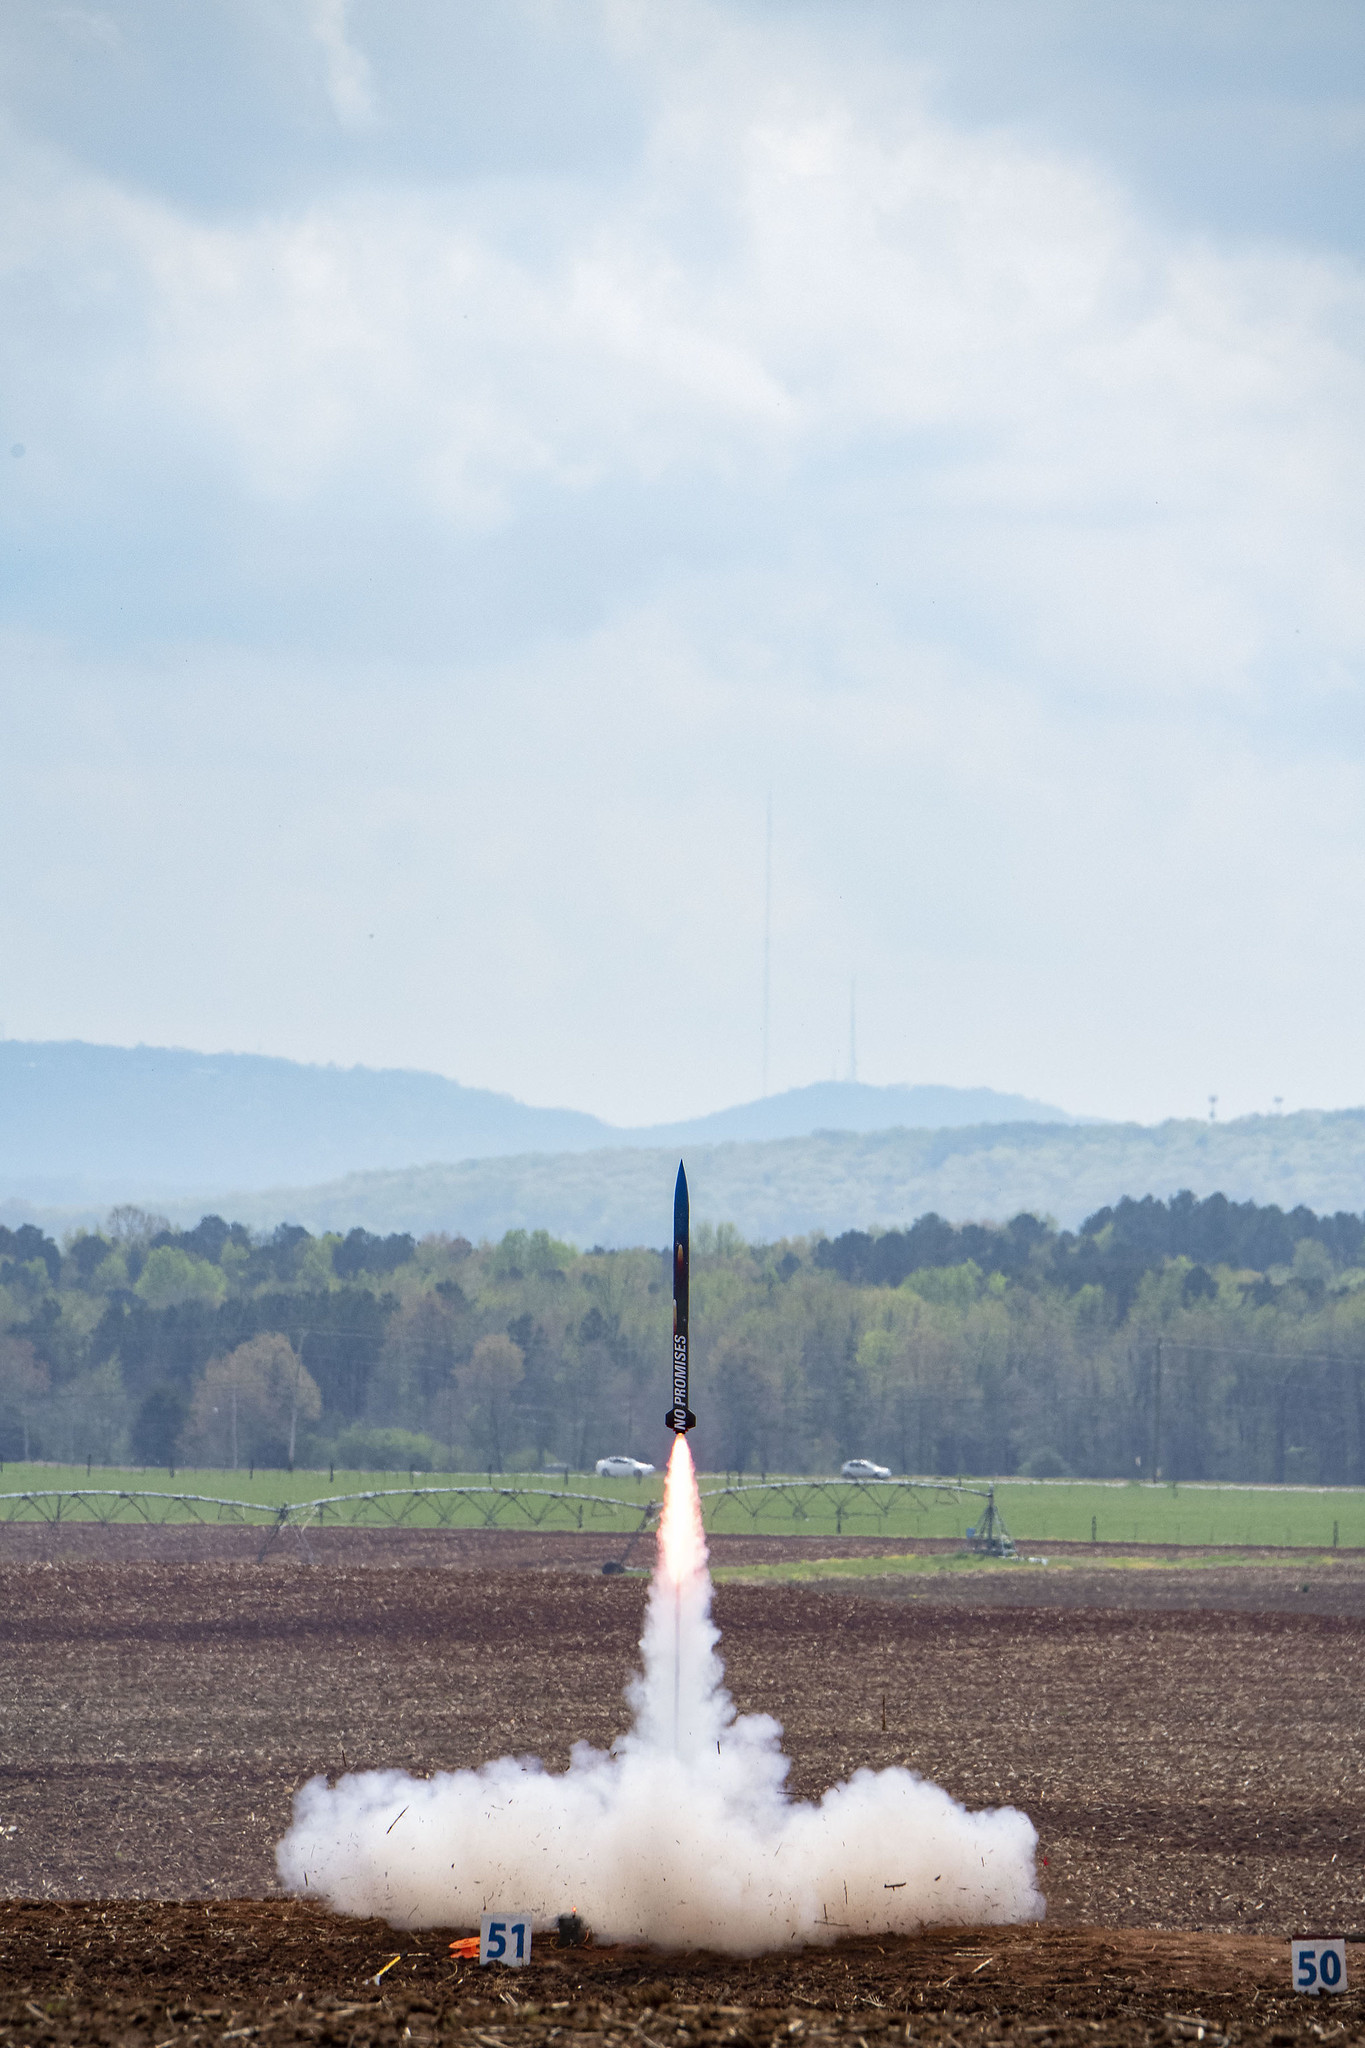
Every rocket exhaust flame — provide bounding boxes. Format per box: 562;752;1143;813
658;1434;706;1592
275;1170;1042;1953
656;1434;708;1757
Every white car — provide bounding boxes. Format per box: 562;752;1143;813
841;1457;891;1480
595;1455;656;1479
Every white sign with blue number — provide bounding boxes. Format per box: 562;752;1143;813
480;1911;532;1967
1291;1939;1347;1994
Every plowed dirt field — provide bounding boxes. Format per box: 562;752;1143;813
2;1532;1361;2045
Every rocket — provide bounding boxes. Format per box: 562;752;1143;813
665;1159;696;1434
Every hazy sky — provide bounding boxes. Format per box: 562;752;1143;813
3;0;1365;1127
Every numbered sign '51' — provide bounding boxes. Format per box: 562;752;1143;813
480;1912;532;1967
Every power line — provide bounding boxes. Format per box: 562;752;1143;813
99;1316;401;1343
1159;1340;1365;1367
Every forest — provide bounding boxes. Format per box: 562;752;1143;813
3;1190;1365;1484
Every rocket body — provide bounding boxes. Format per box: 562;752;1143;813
666;1160;696;1434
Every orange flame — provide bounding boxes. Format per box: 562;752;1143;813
656;1433;707;1588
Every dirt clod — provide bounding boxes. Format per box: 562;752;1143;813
3;1530;1363;2043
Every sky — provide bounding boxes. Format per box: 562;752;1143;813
3;0;1365;1129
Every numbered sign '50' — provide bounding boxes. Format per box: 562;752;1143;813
480;1912;532;1967
1291;1939;1347;1994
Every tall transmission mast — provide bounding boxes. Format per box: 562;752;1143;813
849;976;858;1084
761;793;772;1096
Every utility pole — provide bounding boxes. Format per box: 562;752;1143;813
1151;1338;1162;1482
288;1350;303;1471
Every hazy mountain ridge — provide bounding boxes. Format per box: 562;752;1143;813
0;1040;1079;1200
7;1040;1358;1246
631;1079;1090;1146
73;1107;1365;1245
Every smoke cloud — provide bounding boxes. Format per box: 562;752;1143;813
276;1442;1042;1952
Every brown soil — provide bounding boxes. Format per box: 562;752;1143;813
3;1533;1363;2042
0;1905;1355;2048
0;1523;1356;1570
0;1525;959;1569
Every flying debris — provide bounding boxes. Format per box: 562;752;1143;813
276;1156;1042;1952
665;1160;696;1434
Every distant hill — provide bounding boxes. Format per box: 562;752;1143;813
123;1107;1365;1245
638;1080;1088;1145
0;1041;610;1201
0;1040;1079;1201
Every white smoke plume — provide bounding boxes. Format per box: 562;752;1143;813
276;1441;1043;1953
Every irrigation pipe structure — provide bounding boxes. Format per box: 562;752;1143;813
0;1477;1016;1559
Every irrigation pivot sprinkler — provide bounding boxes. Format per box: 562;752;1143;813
600;1497;658;1576
966;1484;1016;1558
0;1474;1017;1554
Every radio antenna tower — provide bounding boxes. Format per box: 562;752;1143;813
761;793;772;1096
848;976;858;1084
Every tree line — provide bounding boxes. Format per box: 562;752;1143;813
3;1192;1365;1483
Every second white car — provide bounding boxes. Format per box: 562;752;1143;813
595;1455;656;1479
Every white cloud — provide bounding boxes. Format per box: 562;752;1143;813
52;8;122;54
306;0;378;130
12;18;1357;652
1;1;1365;1127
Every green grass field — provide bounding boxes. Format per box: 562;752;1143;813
704;1477;1364;1548
0;1463;1361;1548
990;1480;1362;1550
710;1547;1344;1586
